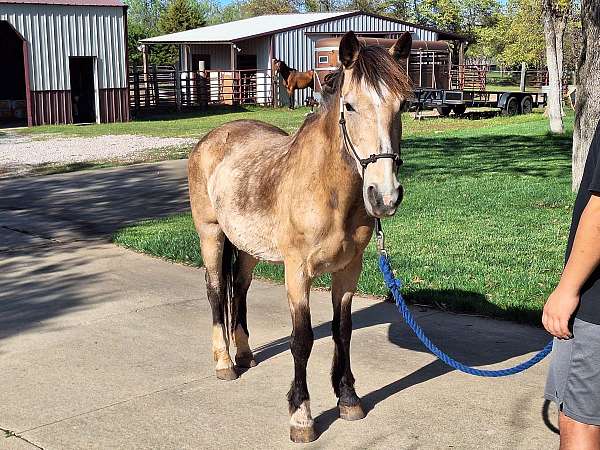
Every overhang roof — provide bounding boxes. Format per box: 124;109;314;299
141;11;467;45
142;11;350;44
0;0;124;6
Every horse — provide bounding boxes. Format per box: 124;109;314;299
273;58;315;109
188;30;412;443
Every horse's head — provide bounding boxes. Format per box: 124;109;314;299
336;31;412;218
272;58;282;76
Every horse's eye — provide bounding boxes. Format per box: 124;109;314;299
345;103;356;112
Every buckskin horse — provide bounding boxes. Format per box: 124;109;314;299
188;30;412;443
273;58;315;109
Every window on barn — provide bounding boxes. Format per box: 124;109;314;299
318;55;329;64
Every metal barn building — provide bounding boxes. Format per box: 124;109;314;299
0;0;128;126
142;11;466;107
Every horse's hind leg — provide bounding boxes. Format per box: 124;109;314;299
233;251;258;369
331;254;365;420
198;222;237;381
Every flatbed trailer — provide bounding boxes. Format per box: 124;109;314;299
411;89;547;116
313;36;548;118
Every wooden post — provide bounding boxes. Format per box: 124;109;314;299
520;62;527;92
142;44;150;107
152;64;159;106
458;42;465;90
230;44;237;105
134;70;140;112
175;65;181;111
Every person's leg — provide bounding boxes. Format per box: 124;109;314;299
559;412;600;450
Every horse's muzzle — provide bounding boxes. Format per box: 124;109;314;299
366;184;403;217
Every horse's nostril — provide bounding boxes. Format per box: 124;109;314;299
367;185;381;207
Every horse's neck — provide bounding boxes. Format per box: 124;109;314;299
279;63;293;80
290;108;362;208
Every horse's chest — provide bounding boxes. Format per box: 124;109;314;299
305;230;369;277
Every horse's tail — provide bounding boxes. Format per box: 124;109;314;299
222;236;239;345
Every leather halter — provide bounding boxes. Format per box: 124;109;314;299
338;95;403;174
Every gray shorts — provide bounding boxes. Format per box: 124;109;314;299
545;318;600;426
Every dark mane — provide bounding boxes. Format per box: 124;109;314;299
320;44;411;109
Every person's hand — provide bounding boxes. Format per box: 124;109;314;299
542;285;579;339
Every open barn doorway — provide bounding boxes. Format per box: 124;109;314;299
237;54;257;103
0;21;29;127
69;57;97;123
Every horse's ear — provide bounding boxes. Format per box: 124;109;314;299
389;32;412;61
339;31;360;68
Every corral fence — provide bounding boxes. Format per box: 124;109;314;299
450;65;570;92
129;66;274;115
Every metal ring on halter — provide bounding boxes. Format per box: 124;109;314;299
375;218;386;255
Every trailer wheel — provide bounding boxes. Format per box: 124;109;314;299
436;105;451;117
452;104;466;116
502;96;519;116
520;96;533;114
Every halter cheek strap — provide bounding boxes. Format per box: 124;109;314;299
338;96;403;173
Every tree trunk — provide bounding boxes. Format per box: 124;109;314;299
572;0;600;191
555;16;567;116
543;0;565;134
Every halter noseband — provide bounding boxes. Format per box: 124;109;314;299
338;96;403;173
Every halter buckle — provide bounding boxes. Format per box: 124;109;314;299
375;218;386;255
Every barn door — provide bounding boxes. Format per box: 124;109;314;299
69;57;96;124
236;55;257;103
0;21;29;126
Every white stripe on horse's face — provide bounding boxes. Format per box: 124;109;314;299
342;76;403;217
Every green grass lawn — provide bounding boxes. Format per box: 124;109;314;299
21;104;552;139
113;111;575;325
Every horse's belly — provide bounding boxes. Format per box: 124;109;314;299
208;171;283;263
219;209;283;262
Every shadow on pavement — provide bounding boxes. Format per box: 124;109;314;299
0;161;190;343
0;160;189;238
0;242;113;344
253;290;551;437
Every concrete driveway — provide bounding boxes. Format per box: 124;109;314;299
0;161;559;449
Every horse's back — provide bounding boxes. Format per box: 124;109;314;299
188;119;291;261
188;119;289;194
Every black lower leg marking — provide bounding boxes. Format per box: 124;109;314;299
287;305;314;413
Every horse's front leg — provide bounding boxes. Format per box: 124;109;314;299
284;257;316;443
331;254;365;420
288;89;295;109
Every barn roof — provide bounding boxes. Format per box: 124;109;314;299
142;12;350;44
0;0;123;6
142;11;466;45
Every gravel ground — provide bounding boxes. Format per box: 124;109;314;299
0;131;196;176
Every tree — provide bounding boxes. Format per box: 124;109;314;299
152;0;206;65
241;0;299;16
572;0;600;191
468;0;545;67
125;0;166;66
344;0;388;14
416;0;461;31
542;0;571;134
158;0;206;34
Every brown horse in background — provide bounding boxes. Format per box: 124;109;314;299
188;31;412;443
273;58;314;109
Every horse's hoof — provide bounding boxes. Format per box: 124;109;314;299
235;354;257;368
339;403;365;421
290;425;316;443
216;367;238;381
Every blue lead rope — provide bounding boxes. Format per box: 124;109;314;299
378;253;554;377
